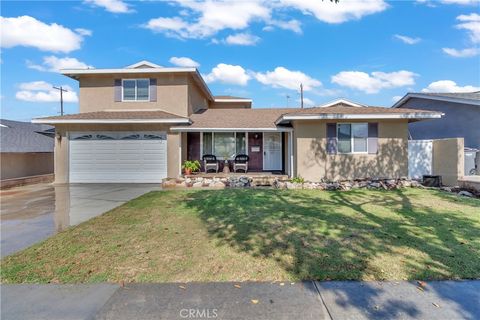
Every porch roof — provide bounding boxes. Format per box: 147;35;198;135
31;110;191;124
171;108;295;132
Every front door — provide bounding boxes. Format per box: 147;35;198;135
263;132;282;171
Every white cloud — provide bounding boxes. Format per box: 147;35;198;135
279;0;388;24
16;81;78;103
456;13;480;43
442;47;479;57
392;95;403;103
204;63;251;86
422;80;480;93
75;28;92;36
266;19;302;34
169;56;200;67
144;1;270;39
144;0;386;40
0;16;90;53
27;56;93;72
417;0;479;5
331;70;417;94
441;0;479;4
394;34;421;45
84;0;133;13
254;67;322;91
224;33;260;46
299;97;315;107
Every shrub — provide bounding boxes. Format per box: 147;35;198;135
182;160;201;173
291;176;305;184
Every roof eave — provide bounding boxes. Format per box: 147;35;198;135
31;118;192;125
171;127;293;132
275;112;444;125
392;93;480;108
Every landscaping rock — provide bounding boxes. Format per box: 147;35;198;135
458;190;473;197
192;182;203;188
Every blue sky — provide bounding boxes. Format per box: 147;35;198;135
1;0;479;121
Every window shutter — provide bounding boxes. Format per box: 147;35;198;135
368;123;378;154
149;78;157;102
114;79;122;102
326;123;337;154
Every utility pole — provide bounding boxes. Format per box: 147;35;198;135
53;86;68;116
300;83;304;109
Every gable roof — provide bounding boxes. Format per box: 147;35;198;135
0;119;54;153
125;60;163;69
61;61;214;101
392;91;480;108
316;98;366;108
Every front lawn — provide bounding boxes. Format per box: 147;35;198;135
1;188;479;283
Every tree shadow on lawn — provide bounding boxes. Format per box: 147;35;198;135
186;189;479;281
184;189;480;318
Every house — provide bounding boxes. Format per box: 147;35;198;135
32;61;442;183
0;119;54;180
392;92;480;149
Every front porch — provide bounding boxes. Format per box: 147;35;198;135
179;130;294;177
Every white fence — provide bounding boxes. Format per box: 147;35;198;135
408;140;433;179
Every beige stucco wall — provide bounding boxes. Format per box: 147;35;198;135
53;124;181;183
432;138;464;186
1;152;54;180
188;78;209;114
79;74;190;116
294;119;408;181
210;101;252;109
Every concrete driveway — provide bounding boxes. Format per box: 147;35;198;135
0;183;160;257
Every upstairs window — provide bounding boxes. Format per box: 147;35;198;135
122;79;149;101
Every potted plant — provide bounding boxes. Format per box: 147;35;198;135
182;160;201;175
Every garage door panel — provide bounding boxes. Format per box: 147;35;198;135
69;131;168;183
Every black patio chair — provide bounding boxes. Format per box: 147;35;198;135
202;154;219;173
233;154;249;173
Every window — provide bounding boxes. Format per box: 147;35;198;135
203;132;213;154
202;132;247;159
337;123;368;153
122;79;149;101
214;132;235;158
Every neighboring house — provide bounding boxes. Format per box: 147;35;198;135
392;92;480;149
0;119;54;180
32;61;442;183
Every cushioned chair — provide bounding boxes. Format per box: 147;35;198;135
233;154;249;173
202;154;219;173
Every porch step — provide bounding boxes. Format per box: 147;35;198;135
251;175;288;187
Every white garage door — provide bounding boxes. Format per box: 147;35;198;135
69;131;167;183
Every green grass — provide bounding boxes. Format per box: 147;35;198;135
1;188;479;283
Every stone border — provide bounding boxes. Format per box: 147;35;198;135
162;176;479;198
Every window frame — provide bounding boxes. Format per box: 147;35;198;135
336;123;369;154
121;78;150;102
200;132;248;160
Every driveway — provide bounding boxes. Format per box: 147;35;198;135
0;183;160;257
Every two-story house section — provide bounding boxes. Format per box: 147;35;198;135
33;61;442;184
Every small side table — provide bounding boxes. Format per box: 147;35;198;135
222;161;230;173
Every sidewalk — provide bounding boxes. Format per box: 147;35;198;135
1;280;479;320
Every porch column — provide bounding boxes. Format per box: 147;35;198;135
288;131;294;177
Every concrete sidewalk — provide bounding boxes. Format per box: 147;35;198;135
1;281;479;320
